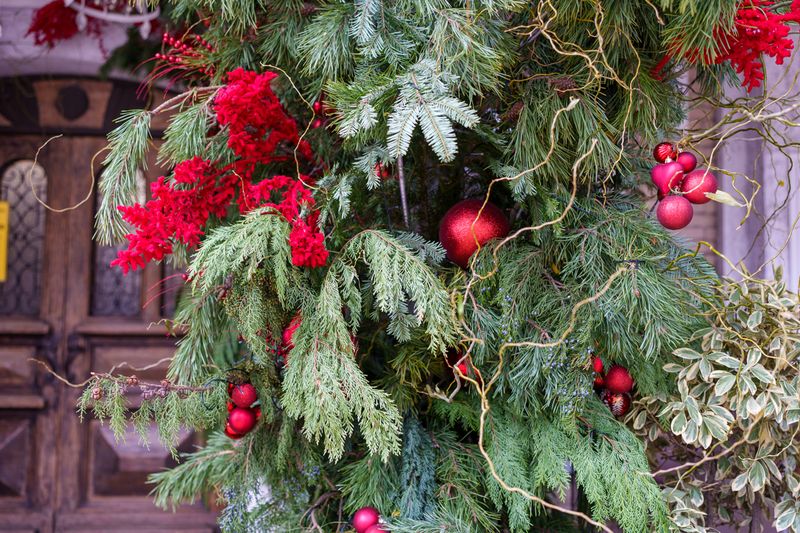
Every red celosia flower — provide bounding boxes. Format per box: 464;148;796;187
112;69;327;274
664;0;800;91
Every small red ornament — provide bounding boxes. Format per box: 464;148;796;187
604;365;634;394
680;169;717;204
374;163;392;180
312;100;324;114
653;142;677;163
364;525;390;533
224;422;245;439
311;118;325;129
230;383;258;407
281;314;302;365
228;407;258;434
676;152;697;173
254;406;262;420
226;401;235;412
593;375;605;390
352;506;381;533
602;390;632;417
227;382;235;394
439;199;510;268
650;162;684;199
657;195;693;230
592;356;604;374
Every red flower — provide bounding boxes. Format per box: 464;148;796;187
112;70;328;274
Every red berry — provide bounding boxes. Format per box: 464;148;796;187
592;356;604;374
456;362;468;375
604;365;634;394
228;407;258;434
312;100;324;114
653;142;677;163
227;382;234;394
676;151;697;173
231;383;258;407
364;525;390;533
353;507;381;533
226;401;234;412
657;195;693;230
254;407;262;420
311;118;324;128
680;169;717;204
224;422;244;439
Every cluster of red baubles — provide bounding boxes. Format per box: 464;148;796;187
592;357;633;417
352;506;389;533
224;383;261;439
650;142;718;231
439;199;510;268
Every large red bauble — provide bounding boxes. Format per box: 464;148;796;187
352;506;381;533
602;390;632;417
439;199;510;268
228;407;257;434
650;162;684;199
676;151;697;173
657;195;693;230
604;365;634;393
680;169;717;204
653;142;677;163
364;525;390;533
230;383;257;407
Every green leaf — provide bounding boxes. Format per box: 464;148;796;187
748;461;767;491
731;472;748;492
714;373;736;396
747;310;763;330
674;347;701;360
774;507;796;531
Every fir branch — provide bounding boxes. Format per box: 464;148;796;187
94;109;151;245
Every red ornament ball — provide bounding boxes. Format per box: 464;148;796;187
312;100;324;114
224;422;244;440
592;356;604;374
439;199;510;268
593;375;605;390
657;195;693;230
364;525;390;533
226;401;235;412
653;142;677;163
676;151;697;173
680;169;717;204
353;506;381;533
650;162;684;199
604;365;634;393
602;390;632;417
280;314;302;365
230;383;257;408
228;407;258;434
311;118;324;129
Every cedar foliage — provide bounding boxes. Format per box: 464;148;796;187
84;1;800;532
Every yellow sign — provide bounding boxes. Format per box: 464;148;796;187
0;201;8;282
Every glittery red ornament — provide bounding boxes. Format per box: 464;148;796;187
224;422;245;439
657;195;694;230
231;383;257;407
604;365;634;394
352;506;381;533
650;162;684;199
676;152;697;173
680;169;717;204
602;390;632;417
364;525;390;533
592;356;604;374
439;199;510;268
457;362;468;375
228;407;257;434
653;142;677;163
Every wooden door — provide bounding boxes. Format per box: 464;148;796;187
0;131;217;532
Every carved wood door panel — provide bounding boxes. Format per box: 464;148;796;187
0;135;217;533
